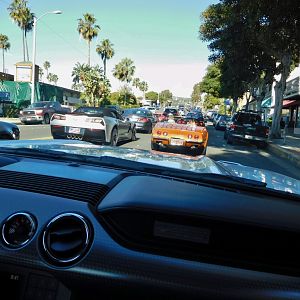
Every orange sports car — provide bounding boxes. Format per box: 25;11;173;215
151;121;209;155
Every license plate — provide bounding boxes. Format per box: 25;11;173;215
245;134;253;139
69;127;81;134
26;117;34;120
170;138;184;146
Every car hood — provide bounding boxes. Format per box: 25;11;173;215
0;140;299;195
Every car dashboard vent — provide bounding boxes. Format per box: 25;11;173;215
42;213;92;266
0;170;109;206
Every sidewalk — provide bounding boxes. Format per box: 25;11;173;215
268;134;300;167
0;117;22;125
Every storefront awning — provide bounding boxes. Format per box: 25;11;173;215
261;97;272;108
282;99;300;108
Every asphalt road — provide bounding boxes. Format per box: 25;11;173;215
19;123;300;180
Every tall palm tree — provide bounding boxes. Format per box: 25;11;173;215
139;81;149;100
113;58;136;84
0;35;10;73
8;0;34;61
43;61;50;78
132;78;140;89
96;39;114;77
39;68;44;82
77;13;101;66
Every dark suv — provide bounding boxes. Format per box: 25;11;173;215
224;110;269;148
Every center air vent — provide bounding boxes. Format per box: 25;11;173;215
42;213;92;266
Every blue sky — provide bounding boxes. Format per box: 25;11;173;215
0;0;217;97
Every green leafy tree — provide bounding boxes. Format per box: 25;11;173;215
96;39;114;77
0;34;10;73
145;91;158;102
159;90;173;105
77;13;101;66
47;73;58;85
118;85;136;106
72;63;110;106
8;0;33;61
113;58;136;84
108;92;120;104
191;82;202;104
132;78;140;89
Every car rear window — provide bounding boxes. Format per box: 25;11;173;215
234;113;262;124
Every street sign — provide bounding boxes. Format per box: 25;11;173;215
0;91;11;103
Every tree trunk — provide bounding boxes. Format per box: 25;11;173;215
232;97;238;113
103;58;106;77
270;53;291;139
22;30;26;61
88;41;91;66
25;31;29;61
2;49;4;73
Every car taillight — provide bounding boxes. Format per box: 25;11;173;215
230;124;237;129
265;128;269;135
188;134;193;139
138;117;148;122
19;110;23;115
163;132;168;136
157;130;161;135
35;109;44;116
52;114;66;121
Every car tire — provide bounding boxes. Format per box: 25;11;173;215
227;134;234;145
224;131;228;140
256;141;268;149
43;114;50;124
148;123;153;134
110;128;118;146
151;142;159;151
131;127;137;141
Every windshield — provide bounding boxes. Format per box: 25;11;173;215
0;0;299;197
28;102;49;108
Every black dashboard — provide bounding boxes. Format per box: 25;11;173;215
1;154;300;299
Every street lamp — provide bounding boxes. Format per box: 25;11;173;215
31;10;62;104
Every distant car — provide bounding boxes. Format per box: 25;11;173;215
51;106;136;145
19;101;71;125
212;113;222;126
104;105;123;115
215;115;231;130
123;108;155;133
177;112;205;127
0;121;20;140
163;108;179;117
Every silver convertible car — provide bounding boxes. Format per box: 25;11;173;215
50;106;136;145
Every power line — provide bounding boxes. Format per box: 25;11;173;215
39;19;88;58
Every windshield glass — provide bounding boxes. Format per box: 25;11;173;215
0;0;299;197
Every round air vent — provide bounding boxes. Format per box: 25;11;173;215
42;213;92;266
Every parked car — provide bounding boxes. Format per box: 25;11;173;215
19;101;71;125
0;121;20;140
212;113;222;126
104;105;123;115
224;110;269;148
50;106;136;145
123;108;155;133
215;115;231;130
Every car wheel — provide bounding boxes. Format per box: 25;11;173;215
131;127;137;141
110;128;118;146
224;131;228;140
151;142;159;151
256;141;268;149
43;114;50;124
148;123;153;134
227;134;234;145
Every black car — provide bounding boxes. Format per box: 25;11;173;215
0;121;20;140
123;108;155;133
224;110;269;148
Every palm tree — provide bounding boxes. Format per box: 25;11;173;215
0;35;10;73
132;78;140;89
96;39;114;77
77;13;101;66
8;0;34;61
47;73;58;85
43;61;50;78
139;81;149;100
113;58;136;84
38;68;44;82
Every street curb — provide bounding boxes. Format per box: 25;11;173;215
268;143;300;168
